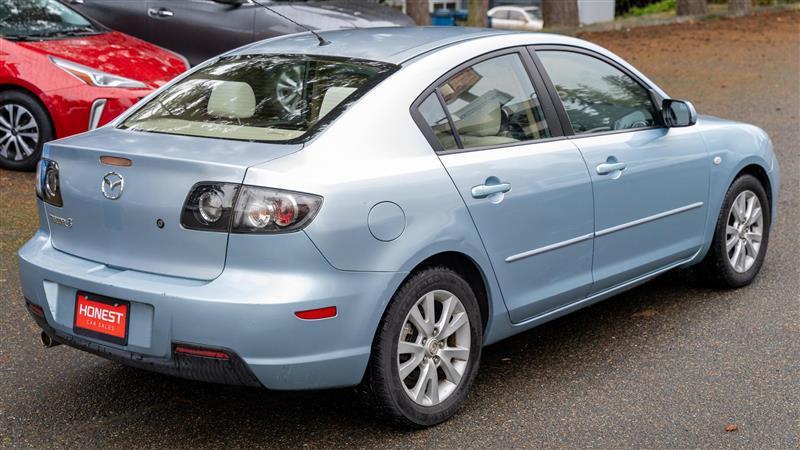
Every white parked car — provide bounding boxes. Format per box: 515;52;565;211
488;5;543;31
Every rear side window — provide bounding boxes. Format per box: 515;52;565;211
120;54;396;142
537;51;657;135
438;53;551;149
418;93;458;151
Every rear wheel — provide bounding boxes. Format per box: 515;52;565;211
363;267;482;428
700;174;771;288
0;91;53;171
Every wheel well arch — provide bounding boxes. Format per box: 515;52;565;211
735;163;772;212
406;251;491;332
0;83;56;136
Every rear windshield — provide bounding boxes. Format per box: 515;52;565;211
120;54;397;143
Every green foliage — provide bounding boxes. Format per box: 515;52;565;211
626;0;676;16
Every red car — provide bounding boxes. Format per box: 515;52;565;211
0;0;188;170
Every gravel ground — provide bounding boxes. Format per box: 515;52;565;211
0;10;798;448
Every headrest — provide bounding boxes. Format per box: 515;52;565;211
207;81;256;119
318;86;357;119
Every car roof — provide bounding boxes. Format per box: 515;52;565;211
235;27;518;65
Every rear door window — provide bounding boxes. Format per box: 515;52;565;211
417;93;459;151
437;53;552;149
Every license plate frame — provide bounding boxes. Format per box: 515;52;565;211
73;292;130;346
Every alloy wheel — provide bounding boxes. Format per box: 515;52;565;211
0;103;40;162
397;289;471;407
726;190;763;273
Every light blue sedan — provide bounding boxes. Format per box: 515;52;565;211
19;27;779;427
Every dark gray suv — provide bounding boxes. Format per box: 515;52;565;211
68;0;414;65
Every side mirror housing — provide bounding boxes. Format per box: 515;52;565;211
662;99;697;127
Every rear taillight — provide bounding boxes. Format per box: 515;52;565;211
180;183;240;232
35;158;63;207
180;183;322;234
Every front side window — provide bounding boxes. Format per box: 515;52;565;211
537;50;657;135
121;55;396;142
437;53;551;149
0;0;101;40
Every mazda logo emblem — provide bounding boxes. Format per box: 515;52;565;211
101;172;125;200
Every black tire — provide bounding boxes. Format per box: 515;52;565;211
699;174;771;288
0;90;53;171
362;267;483;428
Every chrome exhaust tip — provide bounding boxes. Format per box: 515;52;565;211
40;331;61;348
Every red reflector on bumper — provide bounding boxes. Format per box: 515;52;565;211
174;345;229;360
26;301;45;317
295;306;337;320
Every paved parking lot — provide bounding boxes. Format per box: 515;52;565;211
0;10;798;448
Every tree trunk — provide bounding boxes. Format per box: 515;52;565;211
543;0;580;28
466;0;489;27
676;0;708;16
728;0;752;16
406;0;430;26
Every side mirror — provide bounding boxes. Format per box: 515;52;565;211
662;99;697;127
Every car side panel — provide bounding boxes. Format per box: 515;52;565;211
688;116;779;264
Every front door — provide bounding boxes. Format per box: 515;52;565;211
536;49;710;293
415;50;595;323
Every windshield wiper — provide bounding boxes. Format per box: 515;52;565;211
1;34;32;41
58;26;101;36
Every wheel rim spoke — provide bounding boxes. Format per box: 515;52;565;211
439;355;462;386
745;206;762;227
407;305;432;337
440;311;468;340
745;231;762;243
398;344;425;381
0;137;11;158
16;137;33;159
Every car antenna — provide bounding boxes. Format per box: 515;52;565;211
249;0;332;46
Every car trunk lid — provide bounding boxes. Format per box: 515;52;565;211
43;127;302;280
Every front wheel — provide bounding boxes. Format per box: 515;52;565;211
363;267;483;428
700;174;771;288
0;91;53;171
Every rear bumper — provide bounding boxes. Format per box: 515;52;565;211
18;230;405;390
27;304;261;387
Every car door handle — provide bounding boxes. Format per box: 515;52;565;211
147;7;173;18
596;162;627;175
471;182;512;199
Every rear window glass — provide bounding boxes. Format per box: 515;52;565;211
120;54;397;143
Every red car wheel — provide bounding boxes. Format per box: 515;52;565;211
0;90;53;171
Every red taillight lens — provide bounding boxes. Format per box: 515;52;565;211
181;183;322;234
232;186;322;234
295;306;337;320
174;345;230;360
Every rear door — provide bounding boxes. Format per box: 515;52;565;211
146;0;256;65
533;47;710;293
414;49;595;323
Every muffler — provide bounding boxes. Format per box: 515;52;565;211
40;331;61;348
